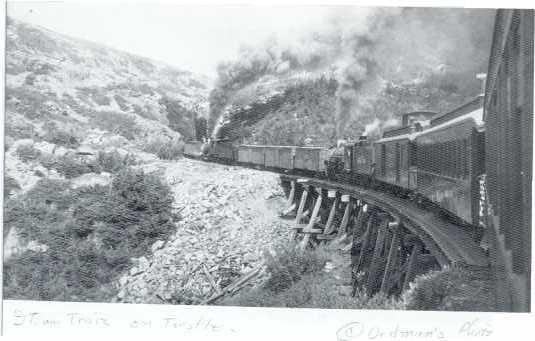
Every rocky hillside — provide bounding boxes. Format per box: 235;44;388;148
213;74;339;146
115;158;290;304
4;17;210;154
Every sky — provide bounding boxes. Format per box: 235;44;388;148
7;2;335;78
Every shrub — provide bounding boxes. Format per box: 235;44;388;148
47;154;97;179
89;111;138;140
5;87;50;120
159;96;195;137
156;140;184;160
262;244;328;293
40;150;135;178
143;138;184;160
222;260;403;310
42;121;80;148
96;150;136;173
99;168;178;254
3;179;73;242
15;143;41;162
3;167;179;302
402;266;495;311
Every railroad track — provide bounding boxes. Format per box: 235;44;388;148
184;154;488;270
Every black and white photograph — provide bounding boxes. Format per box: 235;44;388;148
1;0;533;334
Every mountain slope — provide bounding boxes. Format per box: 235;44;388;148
4;17;210;150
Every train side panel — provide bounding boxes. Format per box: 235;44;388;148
184;141;203;156
265;146;294;169
352;144;374;174
248;146;265;165
237;145;252;163
484;9;533;312
414;117;482;225
237;145;264;165
374;138;411;189
294;147;328;172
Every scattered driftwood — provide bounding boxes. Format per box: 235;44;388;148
201;264;263;305
202;264;221;294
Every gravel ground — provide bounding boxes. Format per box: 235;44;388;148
114;158;292;304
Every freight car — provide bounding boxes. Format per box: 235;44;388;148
183;140;203;157
191;141;331;177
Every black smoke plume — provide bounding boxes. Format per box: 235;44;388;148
209;7;495;141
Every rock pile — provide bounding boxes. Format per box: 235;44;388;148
114;158;291;304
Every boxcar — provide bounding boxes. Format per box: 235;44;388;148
374;126;415;190
264;146;294;170
237;145;265;165
483;8;533;312
293;147;329;173
413;96;485;226
184;141;203;157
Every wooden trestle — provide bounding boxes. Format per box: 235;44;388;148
283;178;443;297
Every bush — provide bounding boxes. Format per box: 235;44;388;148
89;111;138;140
96;150;136;173
5;118;37;140
5;87;50;120
222;258;403;309
262;244;328;293
15;143;41;162
46;154;97;179
42;121;79;148
3;168;179;302
143;138;184;160
3;179;73;242
402;266;495;311
40;150;135;178
99;168;178;254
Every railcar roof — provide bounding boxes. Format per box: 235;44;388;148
238;144;327;150
375;107;484;143
415;107;484;138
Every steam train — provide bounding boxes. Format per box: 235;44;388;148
185;95;486;230
184;8;533;311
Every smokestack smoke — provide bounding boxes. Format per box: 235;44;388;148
208;7;494;141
